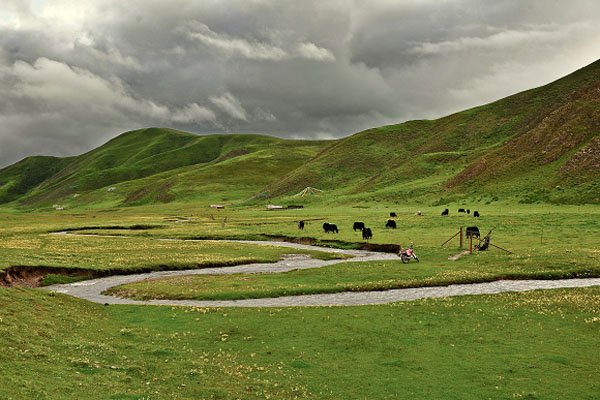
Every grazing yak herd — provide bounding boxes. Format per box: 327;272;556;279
441;208;480;217
296;208;482;241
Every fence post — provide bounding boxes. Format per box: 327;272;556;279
470;234;473;254
459;226;463;248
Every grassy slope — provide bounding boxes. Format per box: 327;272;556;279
0;156;75;204
2;128;329;208
1;287;599;399
2;61;599;209
1;61;598;210
263;59;600;204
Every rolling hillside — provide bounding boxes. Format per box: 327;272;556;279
0;128;330;208
1;59;599;208
261;58;600;204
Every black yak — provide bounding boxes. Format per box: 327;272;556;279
362;227;372;240
386;219;397;229
441;209;449;216
466;226;480;239
298;220;305;230
323;223;339;233
353;222;365;232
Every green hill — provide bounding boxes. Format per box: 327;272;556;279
0;156;75;204
2;128;330;208
1;59;599;208
262;59;600;204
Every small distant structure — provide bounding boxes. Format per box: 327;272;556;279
293;187;323;197
107;187;116;192
267;204;284;210
210;204;224;209
73;193;80;198
56;207;64;211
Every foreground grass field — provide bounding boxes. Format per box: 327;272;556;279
0;202;599;398
1;286;599;399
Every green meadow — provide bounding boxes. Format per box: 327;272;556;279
2;202;598;296
1;286;599;399
82;202;598;301
1;190;599;400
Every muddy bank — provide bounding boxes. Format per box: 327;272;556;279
49;227;400;254
0;259;267;288
0;265;94;288
50;224;164;233
260;234;400;253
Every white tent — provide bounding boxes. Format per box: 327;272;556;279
293;187;324;197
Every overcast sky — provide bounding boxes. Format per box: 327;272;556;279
1;0;599;168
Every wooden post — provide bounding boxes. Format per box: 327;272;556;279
459;226;463;248
470;235;473;254
441;230;461;246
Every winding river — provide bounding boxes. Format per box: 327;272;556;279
41;234;600;307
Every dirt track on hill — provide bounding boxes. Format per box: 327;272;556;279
41;236;600;307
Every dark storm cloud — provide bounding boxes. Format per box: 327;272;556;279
1;0;600;167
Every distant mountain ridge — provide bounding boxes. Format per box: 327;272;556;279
1;59;599;208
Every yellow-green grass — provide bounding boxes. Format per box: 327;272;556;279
1;235;342;272
1;287;599;399
0;211;346;275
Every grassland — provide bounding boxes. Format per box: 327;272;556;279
2;202;598;294
92;202;599;301
0;199;599;399
1;233;342;276
1;286;599;399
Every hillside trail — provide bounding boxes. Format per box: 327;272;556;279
43;234;600;307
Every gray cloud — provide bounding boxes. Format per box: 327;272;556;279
210;92;248;121
1;0;600;167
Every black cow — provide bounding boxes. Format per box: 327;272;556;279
298;220;305;230
473;211;480;218
458;208;466;213
353;222;365;232
465;226;480;239
362;227;372;240
323;223;339;233
385;219;397;229
390;212;397;217
441;209;449;216
467;209;470;214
